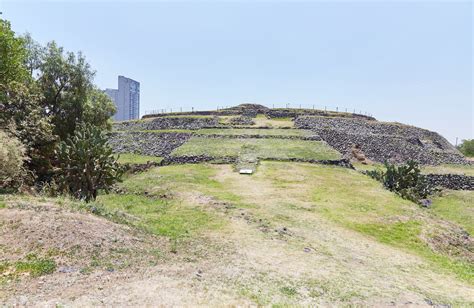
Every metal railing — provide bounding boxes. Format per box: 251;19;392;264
144;103;374;118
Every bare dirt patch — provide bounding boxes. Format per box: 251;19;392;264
0;199;163;266
421;220;474;263
0;197;170;305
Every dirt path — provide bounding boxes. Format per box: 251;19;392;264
2;163;473;306
205;164;474;305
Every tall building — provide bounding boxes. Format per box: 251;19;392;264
105;76;140;121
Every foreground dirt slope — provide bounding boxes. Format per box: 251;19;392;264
1;162;473;306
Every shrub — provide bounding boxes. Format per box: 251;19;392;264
457;139;474;157
55;124;124;202
0;129;28;191
366;160;437;204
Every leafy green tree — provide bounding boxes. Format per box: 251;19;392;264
0;19;29;87
56;124;124;202
0;19;56;180
1;18;117;183
457;139;474;157
83;87;117;131
0;82;56;179
37;41;115;140
22;32;45;76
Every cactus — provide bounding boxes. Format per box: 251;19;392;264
55;123;124;202
366;160;438;204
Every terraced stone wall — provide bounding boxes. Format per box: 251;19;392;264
265;109;375;120
295;116;468;165
426;174;474;190
113;116;219;131
107;132;192;156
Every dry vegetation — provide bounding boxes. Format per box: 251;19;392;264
1;161;473;306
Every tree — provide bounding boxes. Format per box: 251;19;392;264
0;19;55;181
1;18;117;183
56;124;124;202
457;139;474;157
22;32;45;76
0;82;56;179
0;19;29;88
37;41;115;140
83;87;117;131
0;129;28;191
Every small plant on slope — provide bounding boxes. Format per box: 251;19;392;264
457;139;474;157
55;123;124;202
366;160;438;204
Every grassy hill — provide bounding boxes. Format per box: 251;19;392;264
2;106;473;305
1;160;473;305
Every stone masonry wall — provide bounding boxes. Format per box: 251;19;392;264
426;174;474;190
113;116;219;131
265;109;375;120
107;132;192;156
295;116;468;165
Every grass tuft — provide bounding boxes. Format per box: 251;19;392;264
1;254;56;279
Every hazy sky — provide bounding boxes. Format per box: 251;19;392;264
2;0;472;143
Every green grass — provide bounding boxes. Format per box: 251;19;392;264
96;164;245;240
196;128;314;137
96;194;219;239
119;164;245;205
352;220;473;283
171;137;341;160
421;164;474;176
430;190;474;234
0;254;56;279
261;162;473;283
253;115;294;128
280;286;298;297
0;196;5;209
162;115;215;119
352;162;384;172
112;129;195;133
353;162;474;177
116;153;163;164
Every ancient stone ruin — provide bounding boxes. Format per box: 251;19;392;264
108;104;473;190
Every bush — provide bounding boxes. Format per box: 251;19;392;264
0;129;28;191
457;139;474;157
55;124;124;202
366;161;437;204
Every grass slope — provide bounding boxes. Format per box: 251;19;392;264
3;162;473;305
253;115;294;128
106;162;472;284
430;190;474;234
196;128;314;137
353;162;474;177
421;164;474;176
116;153;163;164
171;137;341;160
